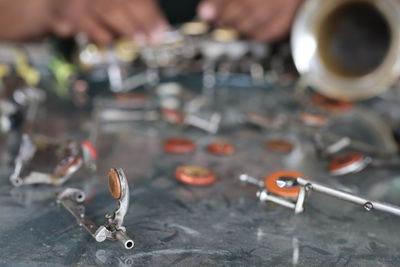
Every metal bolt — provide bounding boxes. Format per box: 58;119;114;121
364;202;374;211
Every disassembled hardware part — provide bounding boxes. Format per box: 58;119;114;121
0;75;46;133
58;168;134;249
328;151;400;176
10;134;97;187
240;171;306;213
163;137;196;154
93;94;159;123
265;139;295;153
240;171;400;217
207;140;235;156
328;152;371;176
184;112;221;134
175;165;217;186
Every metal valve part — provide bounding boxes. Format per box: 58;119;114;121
10;134;97;187
240;171;400;217
58;168;134;249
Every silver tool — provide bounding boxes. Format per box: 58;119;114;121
58;168;134;249
240;173;400;217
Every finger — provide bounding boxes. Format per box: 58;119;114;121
92;1;137;36
126;0;168;43
254;12;290;41
198;0;227;22
235;4;281;39
217;0;252;27
79;16;113;45
254;0;301;41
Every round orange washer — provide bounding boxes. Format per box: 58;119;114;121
265;139;294;153
163;137;196;154
114;93;148;104
264;170;305;198
207;140;234;155
108;168;122;199
161;108;185;124
328;152;364;172
175;165;217;186
310;93;352;112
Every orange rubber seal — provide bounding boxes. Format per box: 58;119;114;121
264;170;305;198
310;93;352;112
175;165;217;186
108;168;122;199
207;140;234;155
329;152;364;171
265;139;294;153
163;137;196;154
161;108;185;124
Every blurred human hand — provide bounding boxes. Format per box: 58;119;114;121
198;0;303;42
51;0;168;44
0;0;168;44
0;0;52;40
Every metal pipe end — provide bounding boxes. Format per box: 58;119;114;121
115;230;134;249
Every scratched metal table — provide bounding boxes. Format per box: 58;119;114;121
1;74;400;267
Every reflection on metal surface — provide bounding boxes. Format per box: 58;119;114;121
58;168;134;249
292;0;400;100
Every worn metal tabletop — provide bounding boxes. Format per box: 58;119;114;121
1;75;400;266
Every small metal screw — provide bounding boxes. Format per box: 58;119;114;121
305;183;313;191
364;202;373;211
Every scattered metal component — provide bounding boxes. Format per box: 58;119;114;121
328;152;372;175
163;137;196;154
240;171;400;217
245;112;288;129
10;134;96;186
58;168;134;249
175;165;217;186
328;151;400;176
313;134;351;156
184;112;221;134
265;139;295;153
92;94;159;124
207;140;235;156
0;74;46;133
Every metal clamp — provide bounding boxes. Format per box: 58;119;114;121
58;168;134;249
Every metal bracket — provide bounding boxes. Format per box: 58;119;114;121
58;168;134;249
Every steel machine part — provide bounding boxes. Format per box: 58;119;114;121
58;168;134;249
10;134;96;187
240;171;400;217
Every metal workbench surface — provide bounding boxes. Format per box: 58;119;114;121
1;76;400;267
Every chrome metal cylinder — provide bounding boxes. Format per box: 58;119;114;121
291;0;400;100
115;230;134;249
